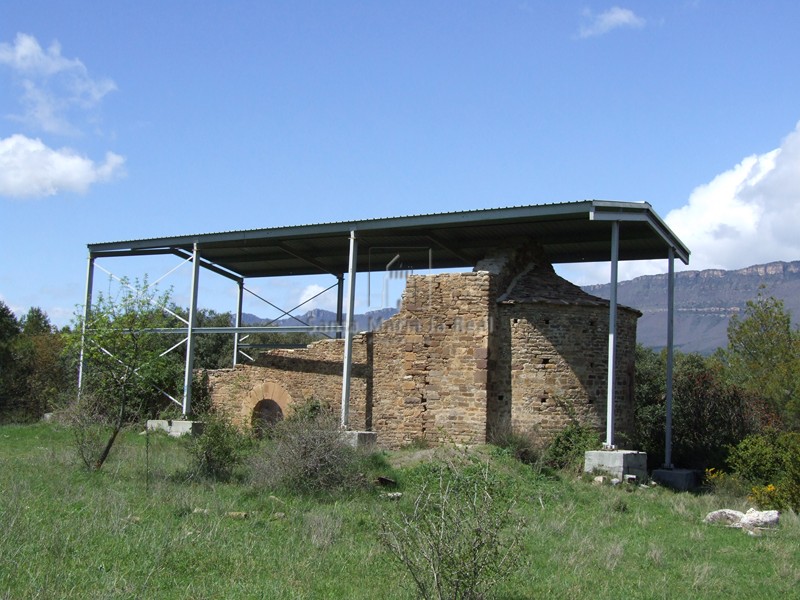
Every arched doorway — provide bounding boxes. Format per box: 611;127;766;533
245;381;292;437
251;399;284;437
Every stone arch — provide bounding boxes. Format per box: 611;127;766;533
243;380;293;435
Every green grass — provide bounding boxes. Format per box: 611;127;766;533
1;423;798;599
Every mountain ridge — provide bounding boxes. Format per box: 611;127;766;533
240;307;398;333
582;260;800;353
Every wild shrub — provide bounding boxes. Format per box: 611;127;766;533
727;431;800;511
489;423;545;470
544;422;601;472
185;411;252;482
249;408;367;495
704;468;751;504
380;460;523;600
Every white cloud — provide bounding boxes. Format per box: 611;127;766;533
0;33;80;75
579;6;646;38
558;121;800;285
297;283;338;312
0;33;116;134
0;134;125;198
664;122;800;272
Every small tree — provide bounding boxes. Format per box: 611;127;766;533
721;294;800;429
70;278;184;470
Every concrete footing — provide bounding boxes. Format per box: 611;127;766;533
146;419;204;437
584;450;648;481
342;430;377;449
652;468;699;491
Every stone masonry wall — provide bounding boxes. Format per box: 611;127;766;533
207;271;493;448
369;272;492;447
207;335;369;429
207;243;639;449
484;244;639;444
489;303;637;443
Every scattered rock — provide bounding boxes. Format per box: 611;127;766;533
382;492;403;500
703;509;745;526
610;478;621;486
704;508;780;534
376;476;398;487
226;511;249;519
740;508;779;528
272;512;286;520
193;508;211;515
592;476;606;486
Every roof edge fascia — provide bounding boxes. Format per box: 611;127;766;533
589;201;690;265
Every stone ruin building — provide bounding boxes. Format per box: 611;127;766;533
208;243;639;448
83;201;689;450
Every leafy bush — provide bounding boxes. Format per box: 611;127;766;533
380;460;523;600
703;468;751;503
726;432;788;485
249;408;367;495
727;431;800;511
634;346;765;470
544;422;601;472
185;412;252;482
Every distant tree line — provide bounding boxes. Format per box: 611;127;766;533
0;303;72;423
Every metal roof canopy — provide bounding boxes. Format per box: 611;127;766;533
87;200;690;277
82;200;689;457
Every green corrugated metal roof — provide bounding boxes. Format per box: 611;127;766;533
87;200;689;278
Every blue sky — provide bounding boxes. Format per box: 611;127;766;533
2;1;800;325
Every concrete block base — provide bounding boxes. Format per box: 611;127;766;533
342;431;377;449
652;468;699;491
146;419;204;437
584;450;648;482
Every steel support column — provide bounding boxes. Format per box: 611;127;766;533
340;232;358;428
182;243;201;417
233;279;243;366
336;274;344;340
77;253;95;394
664;247;676;467
605;221;620;449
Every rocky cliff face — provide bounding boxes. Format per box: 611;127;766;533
582;261;800;354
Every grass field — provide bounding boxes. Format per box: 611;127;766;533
1;423;798;599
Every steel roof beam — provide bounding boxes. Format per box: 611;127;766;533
171;248;244;283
